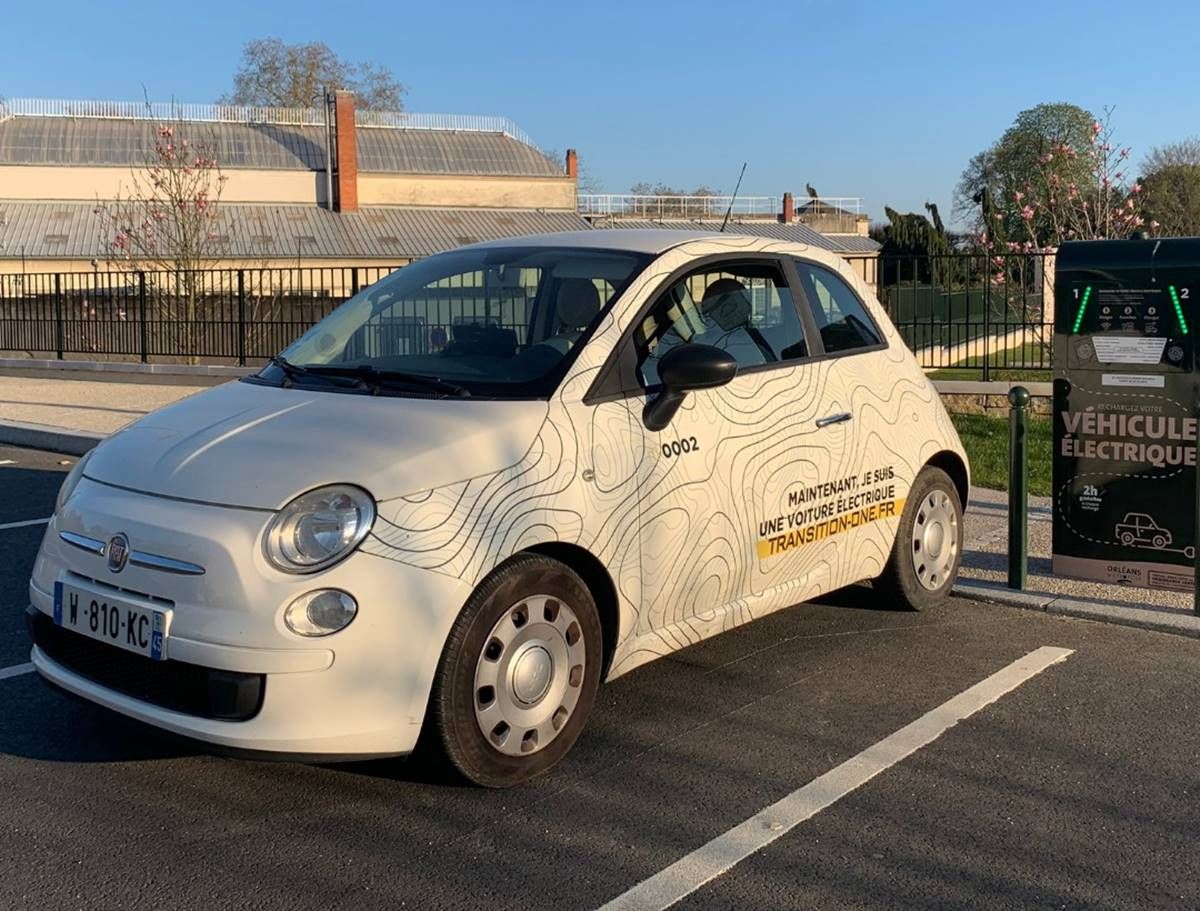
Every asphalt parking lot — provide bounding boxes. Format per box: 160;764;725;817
1;443;1197;910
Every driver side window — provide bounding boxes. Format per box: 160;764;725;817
634;260;808;387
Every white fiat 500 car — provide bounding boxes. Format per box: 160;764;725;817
30;231;968;786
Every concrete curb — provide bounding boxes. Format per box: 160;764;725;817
0;357;253;378
0;420;104;456
954;578;1200;639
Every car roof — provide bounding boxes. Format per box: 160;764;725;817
463;228;762;256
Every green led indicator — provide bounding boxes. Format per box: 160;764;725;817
1072;285;1092;333
1168;285;1189;335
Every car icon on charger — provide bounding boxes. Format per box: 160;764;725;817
1115;513;1172;549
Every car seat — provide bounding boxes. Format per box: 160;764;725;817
698;278;773;365
542;278;602;354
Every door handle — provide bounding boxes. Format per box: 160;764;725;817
815;411;853;429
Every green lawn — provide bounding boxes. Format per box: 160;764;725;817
931;367;1052;382
950;412;1052;496
928;341;1051;382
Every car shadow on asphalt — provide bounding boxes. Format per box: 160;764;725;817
317;582;908;788
0;674;194;763
1;583;908;778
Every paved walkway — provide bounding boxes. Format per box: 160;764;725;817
961;486;1191;612
0;372;217;434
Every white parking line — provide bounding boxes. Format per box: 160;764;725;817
0;517;50;531
600;645;1075;911
0;663;35;681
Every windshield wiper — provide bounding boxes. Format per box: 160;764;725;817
267;355;367;390
301;364;471;398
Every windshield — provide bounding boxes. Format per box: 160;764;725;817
260;245;652;398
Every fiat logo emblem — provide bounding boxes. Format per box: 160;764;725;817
106;533;130;573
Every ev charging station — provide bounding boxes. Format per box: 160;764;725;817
1053;238;1200;592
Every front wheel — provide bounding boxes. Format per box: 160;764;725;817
875;467;963;611
428;554;603;788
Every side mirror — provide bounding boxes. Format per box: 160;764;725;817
642;344;737;431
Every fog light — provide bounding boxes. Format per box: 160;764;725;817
284;590;358;637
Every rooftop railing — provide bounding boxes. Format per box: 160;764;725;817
0;98;537;147
578;194;864;221
578;195;780;219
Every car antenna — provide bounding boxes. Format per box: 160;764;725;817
719;162;748;233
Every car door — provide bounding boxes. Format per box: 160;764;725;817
789;256;910;590
619;255;849;647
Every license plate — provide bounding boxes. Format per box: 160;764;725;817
53;580;170;661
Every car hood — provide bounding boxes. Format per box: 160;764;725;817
84;380;549;510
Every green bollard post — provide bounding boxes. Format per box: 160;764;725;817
1008;386;1030;590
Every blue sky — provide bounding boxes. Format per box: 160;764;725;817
3;0;1198;226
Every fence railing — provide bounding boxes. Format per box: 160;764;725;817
0;98;538;146
845;251;1054;378
0;253;1055;377
0;266;400;366
579;194;782;219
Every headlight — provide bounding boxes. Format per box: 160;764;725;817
284;590;358;636
263;484;375;573
56;450;93;513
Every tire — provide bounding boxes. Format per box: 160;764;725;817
428;553;603;788
875;466;963;611
1120;533;1135;546
1152;535;1167;549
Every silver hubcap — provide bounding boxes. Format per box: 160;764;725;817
911;489;959;591
473;594;586;757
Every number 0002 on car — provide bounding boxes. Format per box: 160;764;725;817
53;580;169;660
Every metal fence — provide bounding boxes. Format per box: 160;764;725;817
845;251;1054;379
0;266;400;365
0;253;1055;376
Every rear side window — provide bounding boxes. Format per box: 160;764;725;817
793;260;882;354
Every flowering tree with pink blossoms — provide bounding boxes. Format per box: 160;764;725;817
984;109;1151;255
95;122;226;275
93;121;228;358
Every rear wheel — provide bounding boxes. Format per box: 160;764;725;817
428;553;602;788
875;467;963;611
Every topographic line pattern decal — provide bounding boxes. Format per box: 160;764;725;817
359;237;966;679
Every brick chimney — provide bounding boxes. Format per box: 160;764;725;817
781;191;794;224
565;148;579;179
333;91;358;213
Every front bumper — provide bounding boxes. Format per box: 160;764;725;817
29;478;474;758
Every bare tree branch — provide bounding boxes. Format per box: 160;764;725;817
221;38;406;110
